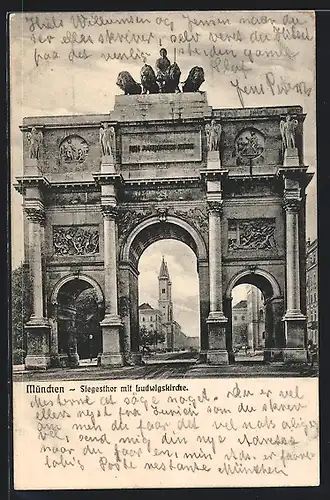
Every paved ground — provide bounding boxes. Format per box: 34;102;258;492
12;350;318;381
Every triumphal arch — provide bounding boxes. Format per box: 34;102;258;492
16;67;312;370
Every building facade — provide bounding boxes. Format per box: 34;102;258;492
306;238;318;345
16;87;313;369
138;302;166;350
232;300;248;349
247;286;265;351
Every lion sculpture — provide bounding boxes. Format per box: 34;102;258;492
140;64;159;94
116;71;142;95
182;66;205;92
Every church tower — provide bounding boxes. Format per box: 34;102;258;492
158;256;173;351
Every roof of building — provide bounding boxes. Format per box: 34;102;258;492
139;303;154;310
233;300;247;309
159;255;170;279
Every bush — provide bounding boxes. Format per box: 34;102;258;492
12;348;26;365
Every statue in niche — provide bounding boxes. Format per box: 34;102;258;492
205;119;222;152
116;71;142;95
182;66;205;92
280;115;299;150
155;48;181;93
100;123;115;156
26;127;43;159
140;64;159;94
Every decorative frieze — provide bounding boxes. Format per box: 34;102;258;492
228;218;277;251
172;206;208;234
117;208;153;240
53;226;99;256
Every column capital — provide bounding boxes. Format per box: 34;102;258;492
25;207;45;225
207;200;223;216
283;196;301;213
101;205;118;219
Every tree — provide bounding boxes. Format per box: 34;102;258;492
11;263;32;364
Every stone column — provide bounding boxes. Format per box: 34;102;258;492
24;207;51;370
282;197;307;362
206;200;229;364
100;206;124;366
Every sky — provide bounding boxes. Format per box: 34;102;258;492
9;11;316;338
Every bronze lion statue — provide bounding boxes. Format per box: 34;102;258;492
140;64;159;94
182;66;205;92
116;71;142;95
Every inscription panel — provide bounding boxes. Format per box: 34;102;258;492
121;131;201;164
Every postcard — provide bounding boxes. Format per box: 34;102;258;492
10;10;318;489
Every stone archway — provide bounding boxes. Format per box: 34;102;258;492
118;216;208;362
50;274;104;367
225;269;284;362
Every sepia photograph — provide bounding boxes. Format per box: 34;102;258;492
9;10;321;491
10;10;318;382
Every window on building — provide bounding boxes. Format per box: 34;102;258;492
242;316;245;321
234;316;237;321
142;317;145;322
150;324;153;329
162;288;165;293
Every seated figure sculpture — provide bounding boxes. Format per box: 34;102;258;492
155;48;181;93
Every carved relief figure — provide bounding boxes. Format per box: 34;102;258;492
53;226;99;255
182;66;205;92
116;71;142;95
140;64;159;94
205;119;222;152
234;129;264;162
100;123;115;156
59;135;89;164
26;127;43;159
280;115;299;150
228;219;276;251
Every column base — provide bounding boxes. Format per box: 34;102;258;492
283;147;299;167
25;355;51;370
283;312;306;348
100;314;124;367
129;352;144;365
207;313;228;353
25;318;51;371
263;348;284;362
283;348;308;363
100;352;125;367
206;349;229;365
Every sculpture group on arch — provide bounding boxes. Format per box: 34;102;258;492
116;48;205;95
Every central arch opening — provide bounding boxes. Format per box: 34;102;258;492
138;240;200;362
120;217;208;364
